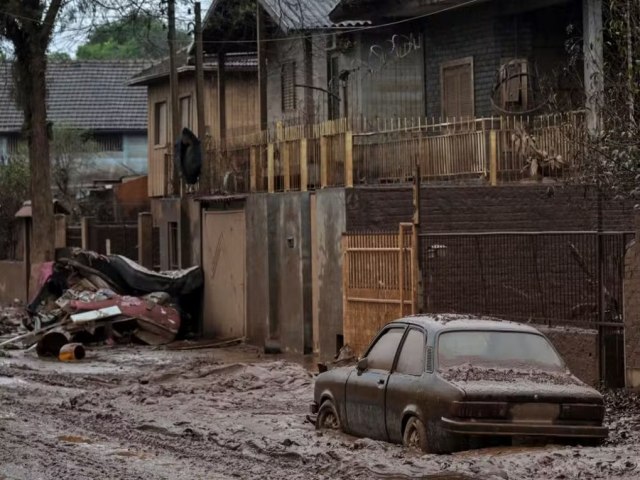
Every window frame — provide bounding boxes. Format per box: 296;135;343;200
281;61;297;113
168;221;179;270
435;329;567;372
179;95;192;131
154;101;168;147
393;327;427;376
363;325;407;372
440;56;475;119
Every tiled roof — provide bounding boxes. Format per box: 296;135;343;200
0;60;149;133
130;51;257;86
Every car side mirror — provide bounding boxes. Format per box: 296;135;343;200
356;357;368;374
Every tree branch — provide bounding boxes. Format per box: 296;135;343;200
41;0;64;47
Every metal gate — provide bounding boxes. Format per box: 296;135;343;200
342;223;417;355
342;228;632;387
420;231;633;388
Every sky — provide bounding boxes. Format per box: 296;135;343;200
48;1;213;57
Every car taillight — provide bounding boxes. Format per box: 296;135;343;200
451;401;509;419
559;403;604;421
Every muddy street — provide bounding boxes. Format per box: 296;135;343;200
0;345;637;480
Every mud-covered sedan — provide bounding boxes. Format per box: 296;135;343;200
311;315;607;453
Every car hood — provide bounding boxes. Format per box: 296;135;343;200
439;366;602;403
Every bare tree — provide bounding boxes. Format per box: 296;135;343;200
560;0;640;196
0;1;63;263
0;1;181;263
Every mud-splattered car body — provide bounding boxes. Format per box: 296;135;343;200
311;315;607;453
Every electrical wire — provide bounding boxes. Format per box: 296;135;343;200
0;0;487;46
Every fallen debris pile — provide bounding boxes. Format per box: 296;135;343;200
0;306;26;338
605;389;640;446
1;248;203;357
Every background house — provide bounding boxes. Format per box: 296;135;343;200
0;60;149;180
330;0;586;121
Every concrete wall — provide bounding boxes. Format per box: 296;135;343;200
538;325;600;387
0;261;26;304
267;193;313;354
624;238;640;388
245;195;270;347
313;189;347;360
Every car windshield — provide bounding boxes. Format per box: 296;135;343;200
438;330;564;371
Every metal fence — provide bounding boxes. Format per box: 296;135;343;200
420;231;633;327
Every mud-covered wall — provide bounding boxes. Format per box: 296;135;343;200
0;261;26;304
245;195;270;347
538;325;599;387
267;193;313;355
313;189;346;360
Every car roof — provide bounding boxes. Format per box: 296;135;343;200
389;314;542;334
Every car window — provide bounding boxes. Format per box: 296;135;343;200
395;329;425;376
367;328;404;371
438;331;565;371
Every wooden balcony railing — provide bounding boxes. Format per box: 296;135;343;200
150;112;585;197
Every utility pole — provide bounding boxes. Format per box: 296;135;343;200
168;0;181;195
413;157;422;313
257;1;268;130
194;2;207;192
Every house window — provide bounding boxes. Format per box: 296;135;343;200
281;61;297;112
95;134;123;152
168;221;179;269
180;96;192;130
499;58;529;111
441;57;474;119
154;101;167;146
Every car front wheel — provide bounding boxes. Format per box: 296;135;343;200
316;400;341;431
403;417;428;452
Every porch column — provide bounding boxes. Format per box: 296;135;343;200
583;0;604;134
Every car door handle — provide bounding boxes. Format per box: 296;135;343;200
377;379;385;385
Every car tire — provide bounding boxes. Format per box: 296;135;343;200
403;417;429;452
316;400;341;431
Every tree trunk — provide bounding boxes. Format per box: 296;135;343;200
27;47;54;263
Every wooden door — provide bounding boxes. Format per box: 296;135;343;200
202;210;246;339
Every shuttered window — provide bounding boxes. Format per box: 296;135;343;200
441;57;474;119
499;58;529;111
281;61;297;112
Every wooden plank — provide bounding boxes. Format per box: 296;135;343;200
250;146;258;192
489;130;498;186
320;135;328;188
398;225;405;317
283;141;291;191
344;132;353;187
267;143;275;193
342;235;350;348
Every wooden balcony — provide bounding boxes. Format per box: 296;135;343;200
151;112;585;197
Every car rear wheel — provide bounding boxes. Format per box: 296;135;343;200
403;417;428;452
316;400;341;431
